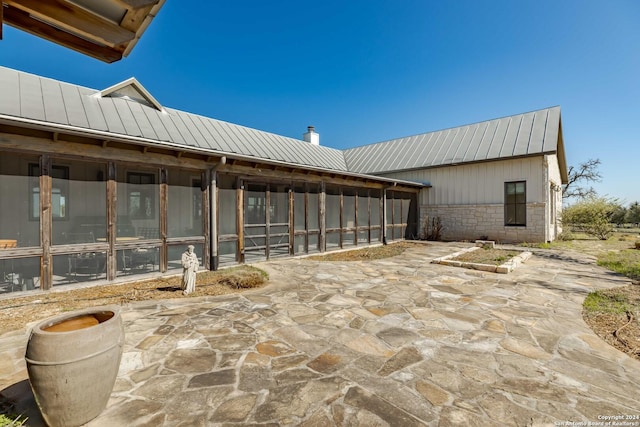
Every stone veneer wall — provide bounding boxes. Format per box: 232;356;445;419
420;203;547;243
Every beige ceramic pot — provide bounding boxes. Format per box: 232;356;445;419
25;305;124;427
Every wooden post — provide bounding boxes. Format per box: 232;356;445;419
367;190;372;244
205;169;214;270
106;162;116;280
159;168;168;272
382;188;388;244
237;178;244;263
39;155;52;290
304;186;309;253
288;187;294;256
319;181;326;252
354;190;358;246
339;188;344;248
265;185;271;259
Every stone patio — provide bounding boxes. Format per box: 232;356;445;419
1;241;639;426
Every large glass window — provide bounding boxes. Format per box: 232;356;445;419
126;172;155;220
168;170;203;238
117;169;159;239
218;175;237;236
51;161;107;245
0;153;40;247
218;175;238;265
343;188;356;229
505;181;526;226
294;186;305;232
326;186;340;229
308;190;319;231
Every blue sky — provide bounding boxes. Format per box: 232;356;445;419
1;0;638;203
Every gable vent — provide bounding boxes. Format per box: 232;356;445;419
98;77;164;112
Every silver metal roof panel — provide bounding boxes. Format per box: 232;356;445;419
0;66;349;173
0;67;561;181
344;106;562;174
41;77;69;124
19;72;46;121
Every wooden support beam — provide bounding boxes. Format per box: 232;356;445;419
159;168;168;272
237;178;244;263
106;162;117;280
1;132;208;170
2;6;123;63
142;146;148;153
204;169;213;270
120;3;153;32
5;0;135;47
288;188;294;256
39;155;52;290
319;181;326;252
115;0;159;9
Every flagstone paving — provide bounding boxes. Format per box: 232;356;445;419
2;242;639;426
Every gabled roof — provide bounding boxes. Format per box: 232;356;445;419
0;66;348;172
344;106;568;182
0;66;568;185
98;77;164;112
1;0;165;63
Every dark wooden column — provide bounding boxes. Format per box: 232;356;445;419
265;185;271;259
39;155;52;290
354;189;359;246
159;168;168;272
237;179;244;263
106;162;117;280
204;169;213;270
319;181;326;252
339;188;344;248
288;187;294;256
304;187;309;253
382;188;388;244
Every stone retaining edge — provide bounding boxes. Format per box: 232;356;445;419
431;246;532;274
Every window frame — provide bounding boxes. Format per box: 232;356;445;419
504;181;526;226
29;163;70;221
126;172;156;220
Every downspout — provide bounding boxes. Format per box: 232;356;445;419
209;156;226;270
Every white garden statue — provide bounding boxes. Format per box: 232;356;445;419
181;245;199;295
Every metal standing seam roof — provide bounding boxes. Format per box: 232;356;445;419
0;67;565;185
0;66;348;173
343;106;563;175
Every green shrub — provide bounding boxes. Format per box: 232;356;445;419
562;197;620;240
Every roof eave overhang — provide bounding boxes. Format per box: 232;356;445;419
0;114;426;189
1;0;165;63
366;152;559;177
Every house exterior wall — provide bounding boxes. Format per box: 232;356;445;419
0;129;420;294
545;154;563;241
380;156;557;242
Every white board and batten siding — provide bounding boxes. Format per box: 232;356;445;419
380;156;554;242
382;157;546;207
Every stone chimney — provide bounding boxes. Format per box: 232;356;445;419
303;126;319;146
